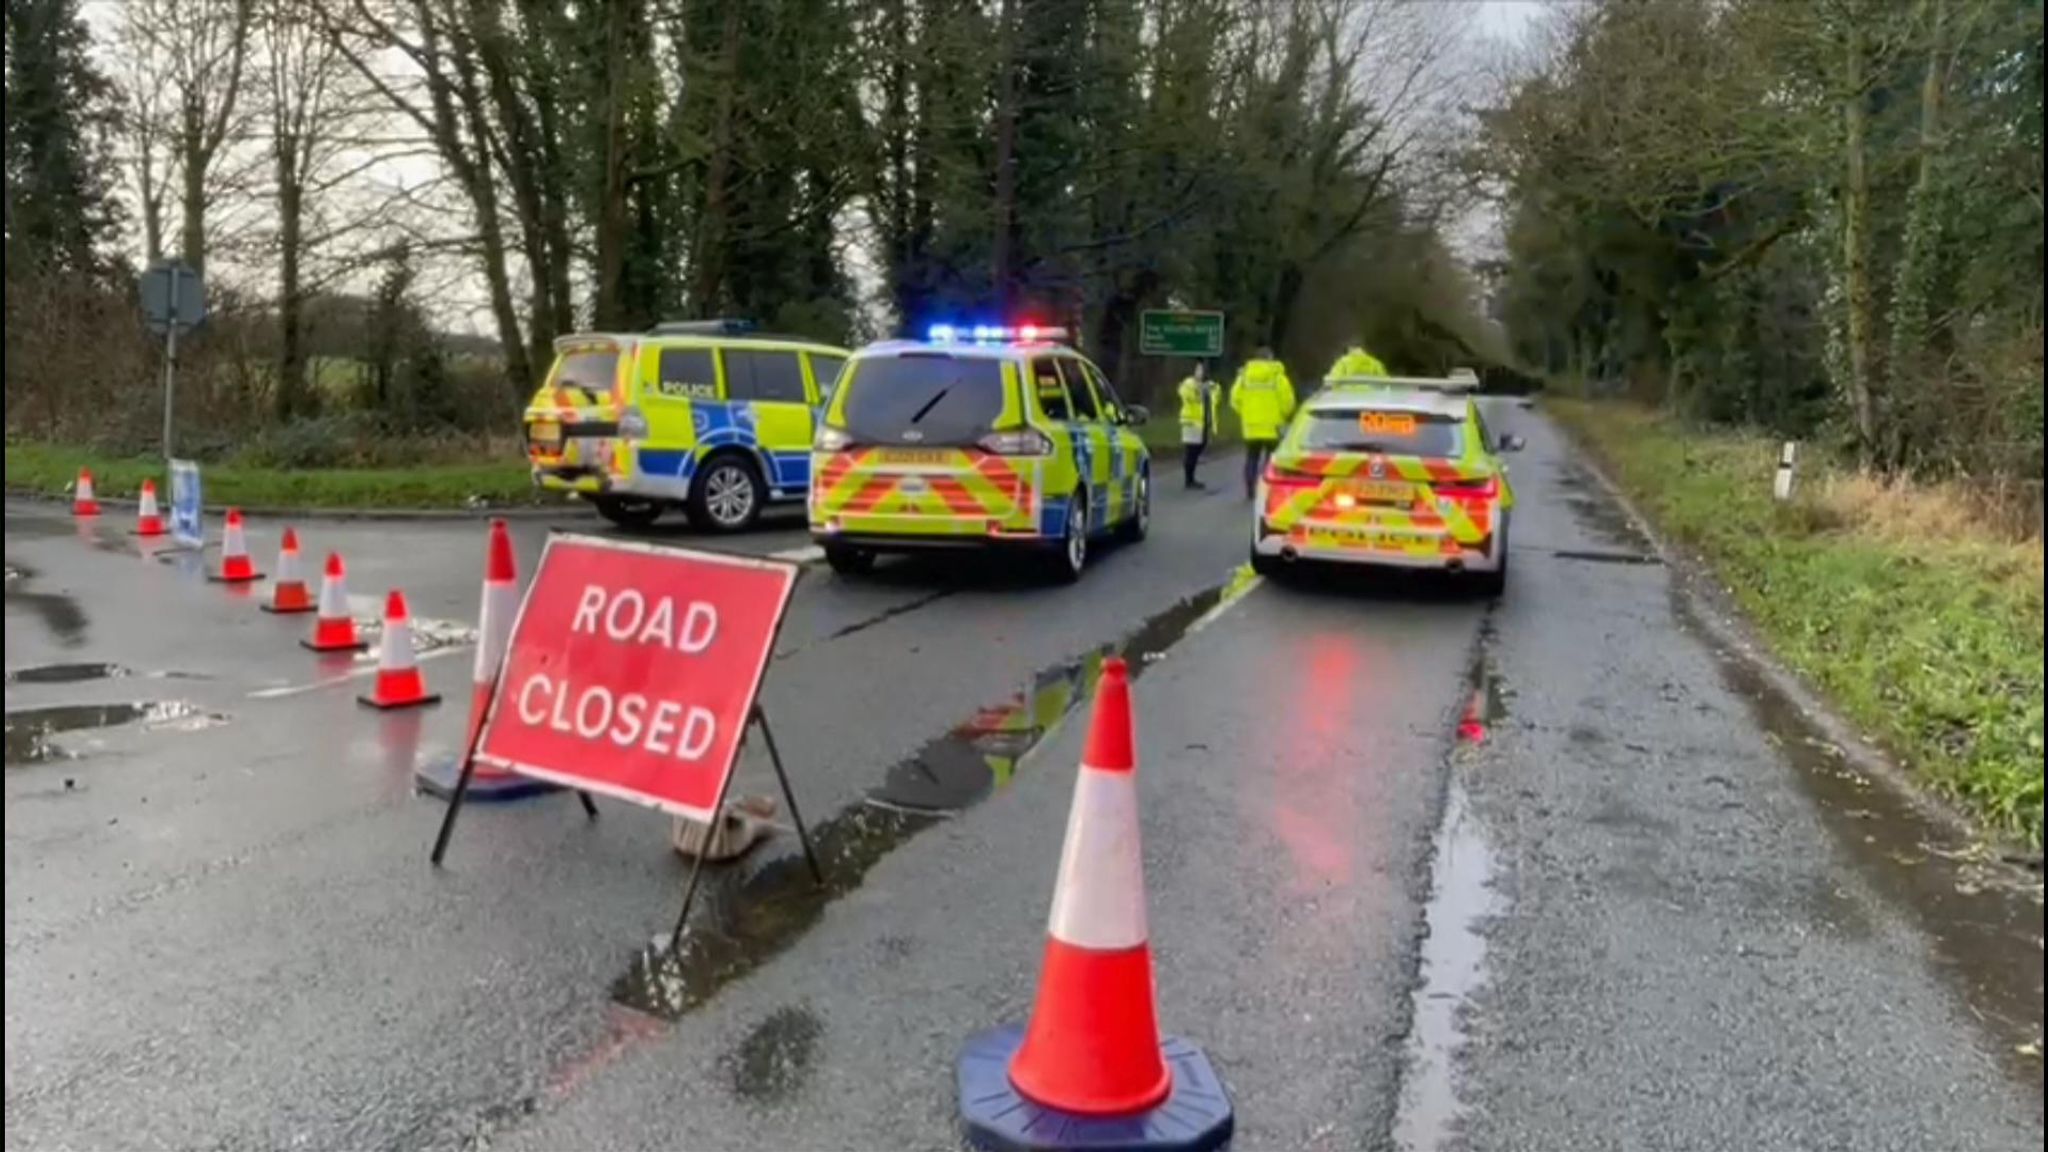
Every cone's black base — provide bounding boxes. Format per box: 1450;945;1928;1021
300;638;369;653
957;1025;1233;1152
207;570;264;584
260;601;317;614
357;691;442;711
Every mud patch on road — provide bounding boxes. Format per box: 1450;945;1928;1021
1675;588;2045;1089
4;700;228;766
612;577;1258;1020
2;560;89;648
4;663;208;685
1550;548;1662;566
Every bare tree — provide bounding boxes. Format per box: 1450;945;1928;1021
122;0;257;277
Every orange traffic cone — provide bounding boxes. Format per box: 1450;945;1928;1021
72;469;101;517
132;479;166;537
359;590;441;710
209;508;264;583
415;519;554;800
262;528;315;614
301;552;368;652
956;658;1233;1152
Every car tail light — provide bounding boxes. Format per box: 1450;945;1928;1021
618;406;650;441
978;429;1053;456
1263;463;1319;491
1433;475;1499;506
814;425;853;451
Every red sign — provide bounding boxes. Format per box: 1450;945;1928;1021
476;536;798;822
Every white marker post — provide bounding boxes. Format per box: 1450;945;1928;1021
1772;441;1798;502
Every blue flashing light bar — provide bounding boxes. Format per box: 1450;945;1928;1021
926;323;1069;344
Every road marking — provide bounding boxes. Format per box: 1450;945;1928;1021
769;544;824;564
247;645;471;700
1186;568;1264;637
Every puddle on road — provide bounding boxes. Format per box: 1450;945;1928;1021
724;1004;825;1104
1550;548;1662;567
4;663;207;685
1394;621;1509;1152
4;700;228;767
613;576;1256;1020
1392;784;1503;1152
1675;587;2046;1089
2;560;90;649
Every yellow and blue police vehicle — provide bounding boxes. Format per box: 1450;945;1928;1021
523;320;850;531
1251;385;1524;594
809;324;1152;582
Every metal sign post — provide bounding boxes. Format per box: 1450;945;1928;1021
141;260;207;461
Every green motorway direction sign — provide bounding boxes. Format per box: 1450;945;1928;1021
1138;309;1225;358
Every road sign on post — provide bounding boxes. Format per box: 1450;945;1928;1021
140;260;206;462
1138;310;1225;358
168;459;204;548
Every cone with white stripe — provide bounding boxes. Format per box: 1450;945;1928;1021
131;479;166;537
73;469;101;517
956;658;1233;1152
358;590;441;710
261;528;315;613
300;552;368;652
414;520;556;800
209;508;263;583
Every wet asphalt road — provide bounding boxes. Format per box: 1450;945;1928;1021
5;407;2041;1152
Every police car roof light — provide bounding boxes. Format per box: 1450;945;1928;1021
648;318;759;336
926;322;1070;345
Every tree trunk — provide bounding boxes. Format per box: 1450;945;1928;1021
179;110;208;275
689;1;743;314
990;0;1020;311
1841;12;1879;461
1887;0;1948;461
276;176;305;420
593;0;632;329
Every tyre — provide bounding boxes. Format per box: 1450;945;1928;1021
592;495;664;529
1046;489;1088;584
686;453;764;533
1250;547;1282;579
1472;519;1510;598
824;544;875;576
1118;471;1151;543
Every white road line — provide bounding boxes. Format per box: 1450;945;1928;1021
1187;571;1264;637
769;544;825;564
246;645;471;700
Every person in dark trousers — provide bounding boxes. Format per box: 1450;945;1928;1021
1176;361;1220;489
1230;346;1297;500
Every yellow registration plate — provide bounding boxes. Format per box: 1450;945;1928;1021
1350;480;1413;503
529;420;563;447
1310;527;1403;549
877;449;950;465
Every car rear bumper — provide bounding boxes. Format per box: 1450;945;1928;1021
811;523;1056;554
1252;520;1504;572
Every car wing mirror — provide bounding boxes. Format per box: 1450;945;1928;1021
1125;404;1151;426
1498;433;1526;453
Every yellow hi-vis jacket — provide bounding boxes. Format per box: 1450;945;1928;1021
1230;359;1296;441
1329;348;1388;379
1178;376;1218;438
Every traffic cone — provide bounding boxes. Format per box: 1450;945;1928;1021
300;552;368;652
209;508;264;583
132;479;166;537
358;590;441;710
72;469;101;517
415;519;556;801
261;528;315;614
956;658;1233;1152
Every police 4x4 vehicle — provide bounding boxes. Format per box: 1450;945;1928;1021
523;320;850;531
1251;384;1524;594
809;324;1152;583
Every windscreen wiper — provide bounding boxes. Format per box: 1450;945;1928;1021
908;385;953;425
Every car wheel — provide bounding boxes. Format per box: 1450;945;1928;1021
687;454;764;533
1119;472;1150;543
592;496;663;529
824;545;875;576
1473;520;1510;598
1048;490;1088;583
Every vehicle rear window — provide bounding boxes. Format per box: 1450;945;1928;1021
724;349;808;404
839;355;1008;445
551;350;617;395
1299;408;1464;457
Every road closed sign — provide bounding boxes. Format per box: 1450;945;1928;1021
474;536;798;822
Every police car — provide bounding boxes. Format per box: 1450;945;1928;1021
524;320;850;531
809;324;1152;583
1250;385;1523;594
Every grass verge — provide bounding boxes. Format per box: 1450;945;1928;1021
5;440;551;510
1549;400;2044;849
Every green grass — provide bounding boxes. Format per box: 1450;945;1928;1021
1550;400;2044;848
5;441;552;510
